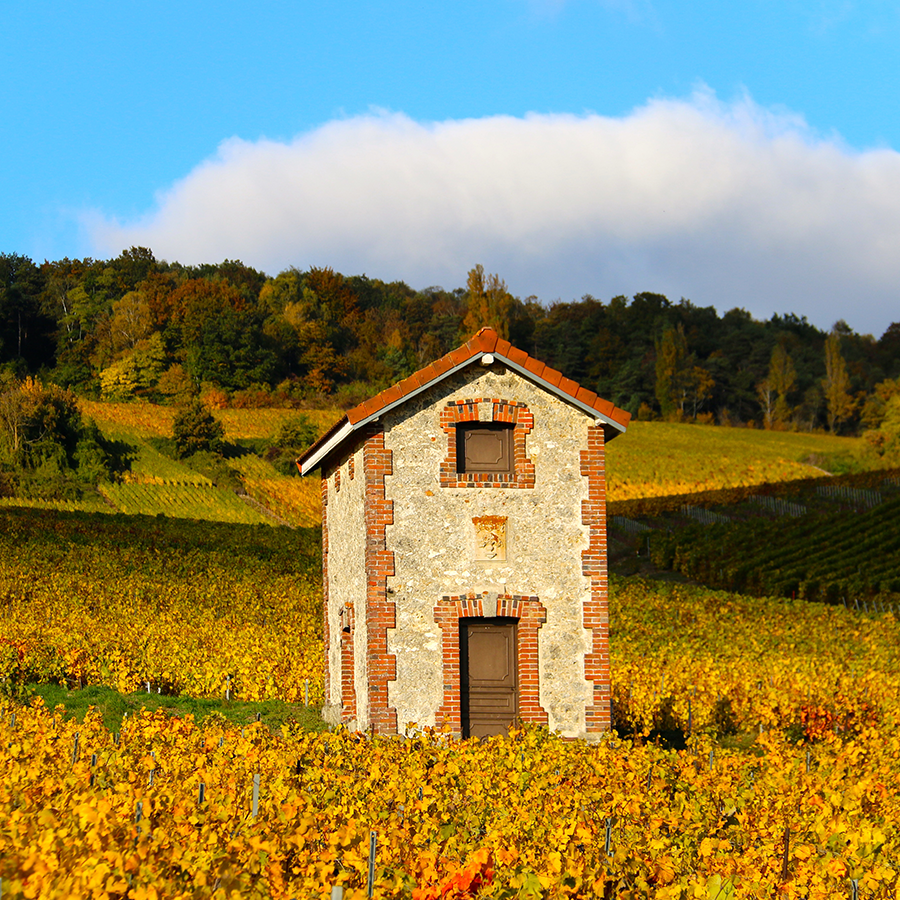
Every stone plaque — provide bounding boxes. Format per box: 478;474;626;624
473;516;507;561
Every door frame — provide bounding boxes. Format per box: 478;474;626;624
434;592;548;737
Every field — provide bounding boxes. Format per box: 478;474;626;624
2;507;900;897
28;402;871;524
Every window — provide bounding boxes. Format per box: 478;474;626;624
457;423;514;474
439;399;534;488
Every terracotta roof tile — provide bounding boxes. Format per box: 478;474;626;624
378;383;404;407
431;355;454;377
346;405;367;425
523;357;546;379
361;397;384;417
506;346;529;366
475;328;499;352
576;387;599;407
448;346;473;367
593;397;615;417
558;376;580;398
540;366;563;388
495;338;512;356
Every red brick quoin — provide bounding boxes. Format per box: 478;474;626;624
433;593;548;735
439;399;535;488
364;426;398;734
581;424;610;732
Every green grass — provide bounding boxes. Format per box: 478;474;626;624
27;683;328;734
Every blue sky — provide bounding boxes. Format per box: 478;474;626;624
4;0;900;335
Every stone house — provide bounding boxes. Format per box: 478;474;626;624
298;327;630;739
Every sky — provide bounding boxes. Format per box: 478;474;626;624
3;1;900;337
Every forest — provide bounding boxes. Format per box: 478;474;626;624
1;248;899;442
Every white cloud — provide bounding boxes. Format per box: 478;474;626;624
88;91;900;335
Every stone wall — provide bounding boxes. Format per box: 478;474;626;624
321;442;367;728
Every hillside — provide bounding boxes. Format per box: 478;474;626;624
605;420;869;502
3;401;874;525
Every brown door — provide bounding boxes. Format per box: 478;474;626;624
461;619;517;738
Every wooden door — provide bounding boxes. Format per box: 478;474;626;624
461;619;517;738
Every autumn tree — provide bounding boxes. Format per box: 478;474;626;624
759;342;797;428
823;330;855;432
462;265;514;340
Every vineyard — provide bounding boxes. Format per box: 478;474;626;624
62;401;333;525
0;509;324;705
605;421;870;502
646;494;900;605
96;483;274;525
2;506;900;896
3;410;899;897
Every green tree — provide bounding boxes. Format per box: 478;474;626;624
0;253;52;371
655;323;689;418
172;400;225;458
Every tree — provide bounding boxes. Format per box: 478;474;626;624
760;343;797;428
655;324;690;418
0;378;108;494
823;331;855;432
172;400;225;458
0;253;52;371
462;265;514;340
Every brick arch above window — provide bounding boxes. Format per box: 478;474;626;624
434;592;548;735
439;399;535;488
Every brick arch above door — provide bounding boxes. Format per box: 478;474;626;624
433;592;548;735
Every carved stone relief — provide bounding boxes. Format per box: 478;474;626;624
473;515;508;561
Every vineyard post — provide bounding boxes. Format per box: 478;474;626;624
850;877;859;899
367;830;377;898
330;888;344;900
71;732;79;765
687;698;692;736
604;818;614;856
252;773;260;818
781;826;790;881
305;679;309;706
